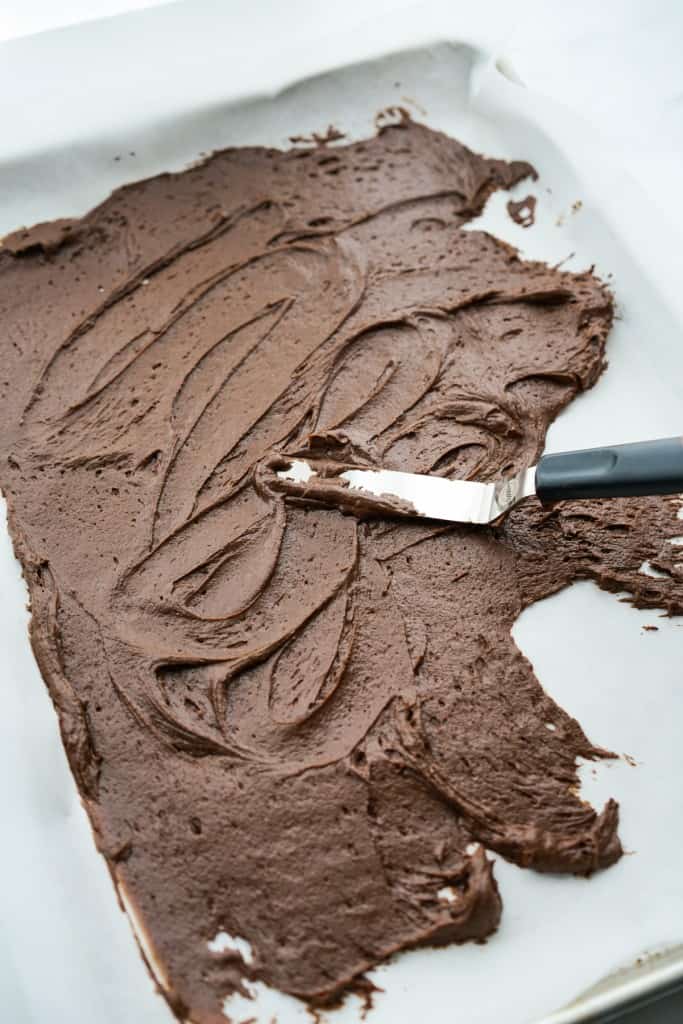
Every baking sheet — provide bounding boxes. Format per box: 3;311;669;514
2;4;683;1023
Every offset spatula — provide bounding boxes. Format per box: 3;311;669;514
275;436;683;525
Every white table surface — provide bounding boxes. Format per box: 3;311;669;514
2;2;683;1022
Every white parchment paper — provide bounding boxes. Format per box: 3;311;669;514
1;5;683;1023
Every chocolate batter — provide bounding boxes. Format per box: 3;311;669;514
507;195;537;228
1;119;682;1022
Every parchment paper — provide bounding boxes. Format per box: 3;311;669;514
1;5;683;1023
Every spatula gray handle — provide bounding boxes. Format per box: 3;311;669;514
536;436;683;503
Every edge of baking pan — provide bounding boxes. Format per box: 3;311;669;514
542;945;683;1023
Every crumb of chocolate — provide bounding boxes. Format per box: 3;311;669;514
289;125;345;146
507;195;537;228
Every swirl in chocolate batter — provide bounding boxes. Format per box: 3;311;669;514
1;119;682;1022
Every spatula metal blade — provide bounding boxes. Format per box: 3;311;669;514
277;460;537;525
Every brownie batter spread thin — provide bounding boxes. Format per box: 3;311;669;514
1;118;682;1021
